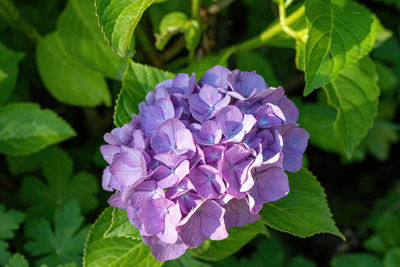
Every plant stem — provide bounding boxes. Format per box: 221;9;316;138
191;0;201;20
279;0;299;39
234;5;305;52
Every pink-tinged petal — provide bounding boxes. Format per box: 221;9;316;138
109;146;147;189
102;167;113;191
224;198;260;229
151;132;173;154
144;236;188;261
107;192;129;209
100;145;120;164
201;200;228;240
177;212;204;248
138;200;166;235
130;180;164;208
157;203;181;244
131;130;147;150
282;127;309;172
176;128;196;156
214;94;231;111
157;97;175;120
224;144;251;165
204;145;224;168
175;160;190;180
228;70;267;100
104;128;121;145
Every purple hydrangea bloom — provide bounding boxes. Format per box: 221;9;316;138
100;65;309;261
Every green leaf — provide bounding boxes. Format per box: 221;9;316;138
36;32;111;107
95;0;156;57
24;201;89;266
83;207;162;267
5;254;28;267
287;256;317;267
304;0;377;95
236;51;280;87
0;103;76;156
323;56;379;157
21;147;98;218
103;208;140;238
57;0;127;80
361;122;399;161
155;11;188;50
384;248;400;267
0;240;11;266
114;60;174;127
0;69;7;83
0;204;25;240
375;62;398;92
190;220;269;261
184;20;201;52
6;147;49;175
0;42;24;105
260;168;344;239
164;252;211;267
331;253;383;267
297;103;343;155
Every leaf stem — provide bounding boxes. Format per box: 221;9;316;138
234;5;305;52
191;0;201;20
279;0;299;40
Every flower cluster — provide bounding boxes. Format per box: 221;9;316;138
100;65;309;261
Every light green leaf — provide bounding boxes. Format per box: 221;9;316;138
0;103;76;156
36;32;110;107
384;248;400;267
0;69;7;83
114;60;174;127
323;56;379;157
95;0;156;57
5;254;28;267
83;207;162;267
184;20;201;52
237;50;280;87
331;253;383;267
155;11;188;50
57;0;127;80
103;208;140;238
297;103;343;155
0;42;24;104
260;168;344;239
304;0;377;95
21;147;98;218
190;220;269;261
24;201;89;267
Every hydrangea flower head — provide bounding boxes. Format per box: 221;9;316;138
101;65;309;261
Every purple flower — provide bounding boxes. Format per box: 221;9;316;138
100;65;309;261
177;200;228;248
216;105;257;142
227;70;269;100
188;84;230;123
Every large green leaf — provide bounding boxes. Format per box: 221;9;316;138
57;0;127;80
303;0;377;95
260;168;344;239
114;60;174;127
95;0;156;57
24;201;89;267
190;220;269;261
384;248;400;267
323;56;379;157
103;208;140;238
0;43;24;104
83;207;162;267
297;103;343;155
4;254;29;267
36;32;110;107
0;103;76;156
